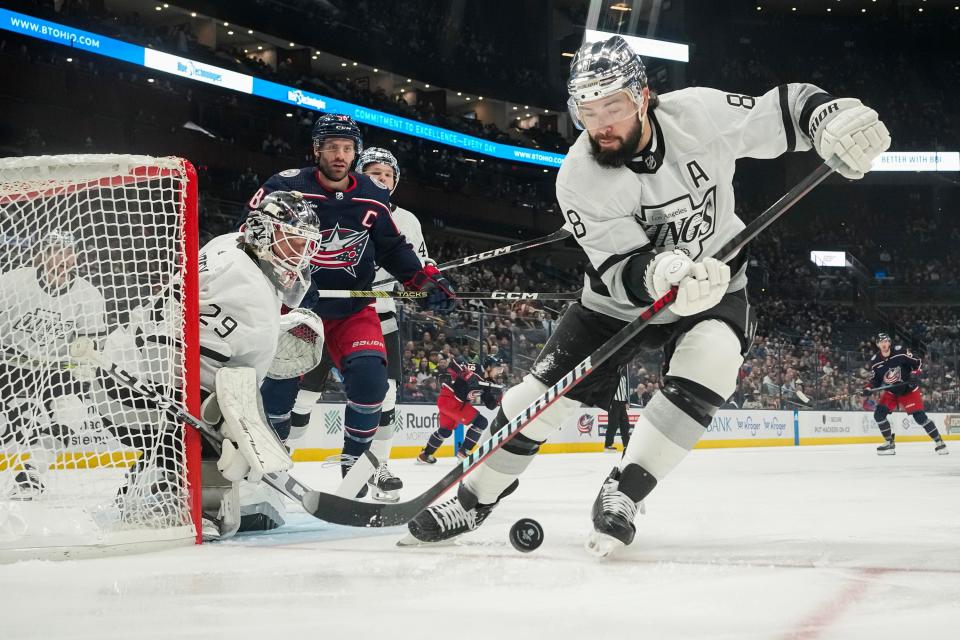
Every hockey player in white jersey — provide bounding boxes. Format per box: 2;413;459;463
91;191;324;540
405;35;891;555
288;147;431;502
1;230;106;498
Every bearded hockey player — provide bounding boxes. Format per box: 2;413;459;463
256;116;455;497
864;333;947;456
404;35;891;556
417;355;504;465
1;230;106;499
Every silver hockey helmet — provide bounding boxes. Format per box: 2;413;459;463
357;147;400;193
244;191;321;299
567;35;647;130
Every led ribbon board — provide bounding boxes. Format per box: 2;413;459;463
3;9;956;172
0;9;565;167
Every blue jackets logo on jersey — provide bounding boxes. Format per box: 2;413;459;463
310;223;369;276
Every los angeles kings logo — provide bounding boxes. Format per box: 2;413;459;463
633;186;717;259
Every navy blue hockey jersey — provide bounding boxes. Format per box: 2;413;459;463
868;345;922;394
248;167;423;318
441;360;500;409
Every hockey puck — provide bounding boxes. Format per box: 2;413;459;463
509;518;544;553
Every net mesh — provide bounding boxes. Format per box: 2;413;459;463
0;155;197;559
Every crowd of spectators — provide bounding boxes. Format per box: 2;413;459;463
4;1;958;412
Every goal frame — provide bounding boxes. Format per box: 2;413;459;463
0;154;202;560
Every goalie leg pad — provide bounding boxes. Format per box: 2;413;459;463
201;460;240;540
237;481;287;532
216;367;293;483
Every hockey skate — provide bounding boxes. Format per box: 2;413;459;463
877;436;896;456
416;451;437;465
367;462;402;503
8;463;44;501
201;517;222;542
398;480;518;546
585;466;644;559
935;441;949;455
455;445;471;460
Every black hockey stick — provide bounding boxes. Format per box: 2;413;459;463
310;289;582;301
66;338;358;512
371;228;571;287
301;160;837;527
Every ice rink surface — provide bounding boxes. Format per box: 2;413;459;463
3;443;959;640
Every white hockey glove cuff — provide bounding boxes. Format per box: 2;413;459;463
644;250;730;317
809;97;891;180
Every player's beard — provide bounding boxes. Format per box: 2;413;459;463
588;118;644;168
317;158;349;183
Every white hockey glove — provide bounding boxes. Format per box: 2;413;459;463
809;98;891;180
267;308;325;379
216;438;250;483
644;250;730;317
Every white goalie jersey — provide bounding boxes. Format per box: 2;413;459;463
557;83;826;324
196;233;295;390
373;205;430;320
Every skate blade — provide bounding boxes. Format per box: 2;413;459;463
396;532;458;548
584;531;625;559
877;450;896;456
937;449;949;456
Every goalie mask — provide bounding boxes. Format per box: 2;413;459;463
567;35;647;130
244;191;321;305
357;147;400;193
35;229;79;290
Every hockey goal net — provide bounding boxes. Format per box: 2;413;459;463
0;154;201;561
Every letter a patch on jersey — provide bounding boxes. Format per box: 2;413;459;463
634;186;717;259
310;223;369;276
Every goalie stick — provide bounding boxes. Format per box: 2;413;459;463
371;228;571;287
67;338;378;517
301;160;839;527
310;289;582;301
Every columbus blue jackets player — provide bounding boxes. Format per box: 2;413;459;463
417;355;504;464
253;114;455;482
864;333;947;456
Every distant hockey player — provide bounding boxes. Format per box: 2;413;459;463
404;35;891;556
0;230;106;499
255;115;455;497
339;147;433;500
864;333;947;456
417;355;504;465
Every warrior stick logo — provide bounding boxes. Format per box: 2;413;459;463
310;223;369;276
634;186;717;259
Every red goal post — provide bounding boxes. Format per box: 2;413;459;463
0;154;201;560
